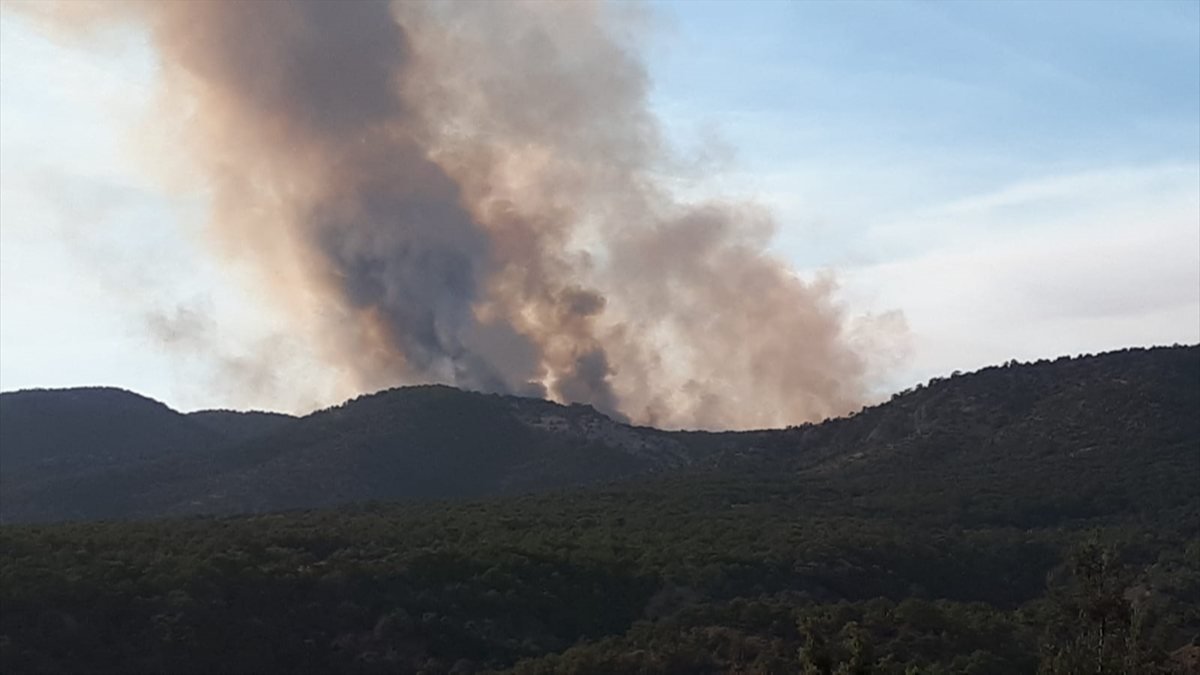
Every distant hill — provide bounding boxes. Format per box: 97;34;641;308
0;345;1196;524
0;388;228;522
1;346;1198;673
157;385;693;518
0;387;220;471
0;384;694;523
696;344;1200;527
185;409;297;444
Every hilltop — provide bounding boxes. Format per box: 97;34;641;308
1;345;1198;673
1;345;1196;524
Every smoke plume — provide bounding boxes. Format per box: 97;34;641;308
21;0;905;429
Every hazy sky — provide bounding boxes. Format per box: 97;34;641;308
1;0;1197;414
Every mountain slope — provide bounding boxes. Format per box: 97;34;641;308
0;388;230;522
157;385;694;518
1;345;1196;524
0;385;695;523
1;346;1196;673
0;387;218;470
706;345;1200;528
185;409;298;444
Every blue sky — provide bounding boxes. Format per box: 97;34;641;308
1;0;1197;413
646;0;1198;240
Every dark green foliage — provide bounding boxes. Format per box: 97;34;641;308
1;384;695;524
1;346;1197;672
2;470;1197;673
184;409;297;444
0;388;228;522
1035;540;1200;674
2;346;1197;526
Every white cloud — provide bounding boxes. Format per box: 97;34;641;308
837;164;1200;388
0;15;334;413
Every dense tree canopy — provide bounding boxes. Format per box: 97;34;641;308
2;346;1197;672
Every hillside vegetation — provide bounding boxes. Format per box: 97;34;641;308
2;346;1196;525
0;346;1197;673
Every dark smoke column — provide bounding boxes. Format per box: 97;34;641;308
106;0;554;399
21;0;905;429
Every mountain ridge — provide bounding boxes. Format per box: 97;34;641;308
2;346;1198;673
1;344;1196;524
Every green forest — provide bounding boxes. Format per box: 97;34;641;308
4;469;1199;672
2;347;1198;673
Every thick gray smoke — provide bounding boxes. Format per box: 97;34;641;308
21;0;905;429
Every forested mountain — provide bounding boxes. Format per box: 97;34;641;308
0;387;222;472
1;346;1198;672
159;385;698;518
0;388;228;523
1;345;1197;524
0;384;695;523
695;345;1200;529
184;409;298;444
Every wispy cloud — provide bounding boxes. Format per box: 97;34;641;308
840;164;1200;388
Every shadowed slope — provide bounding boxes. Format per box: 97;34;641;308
1;345;1196;524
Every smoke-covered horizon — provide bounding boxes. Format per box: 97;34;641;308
20;0;907;430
